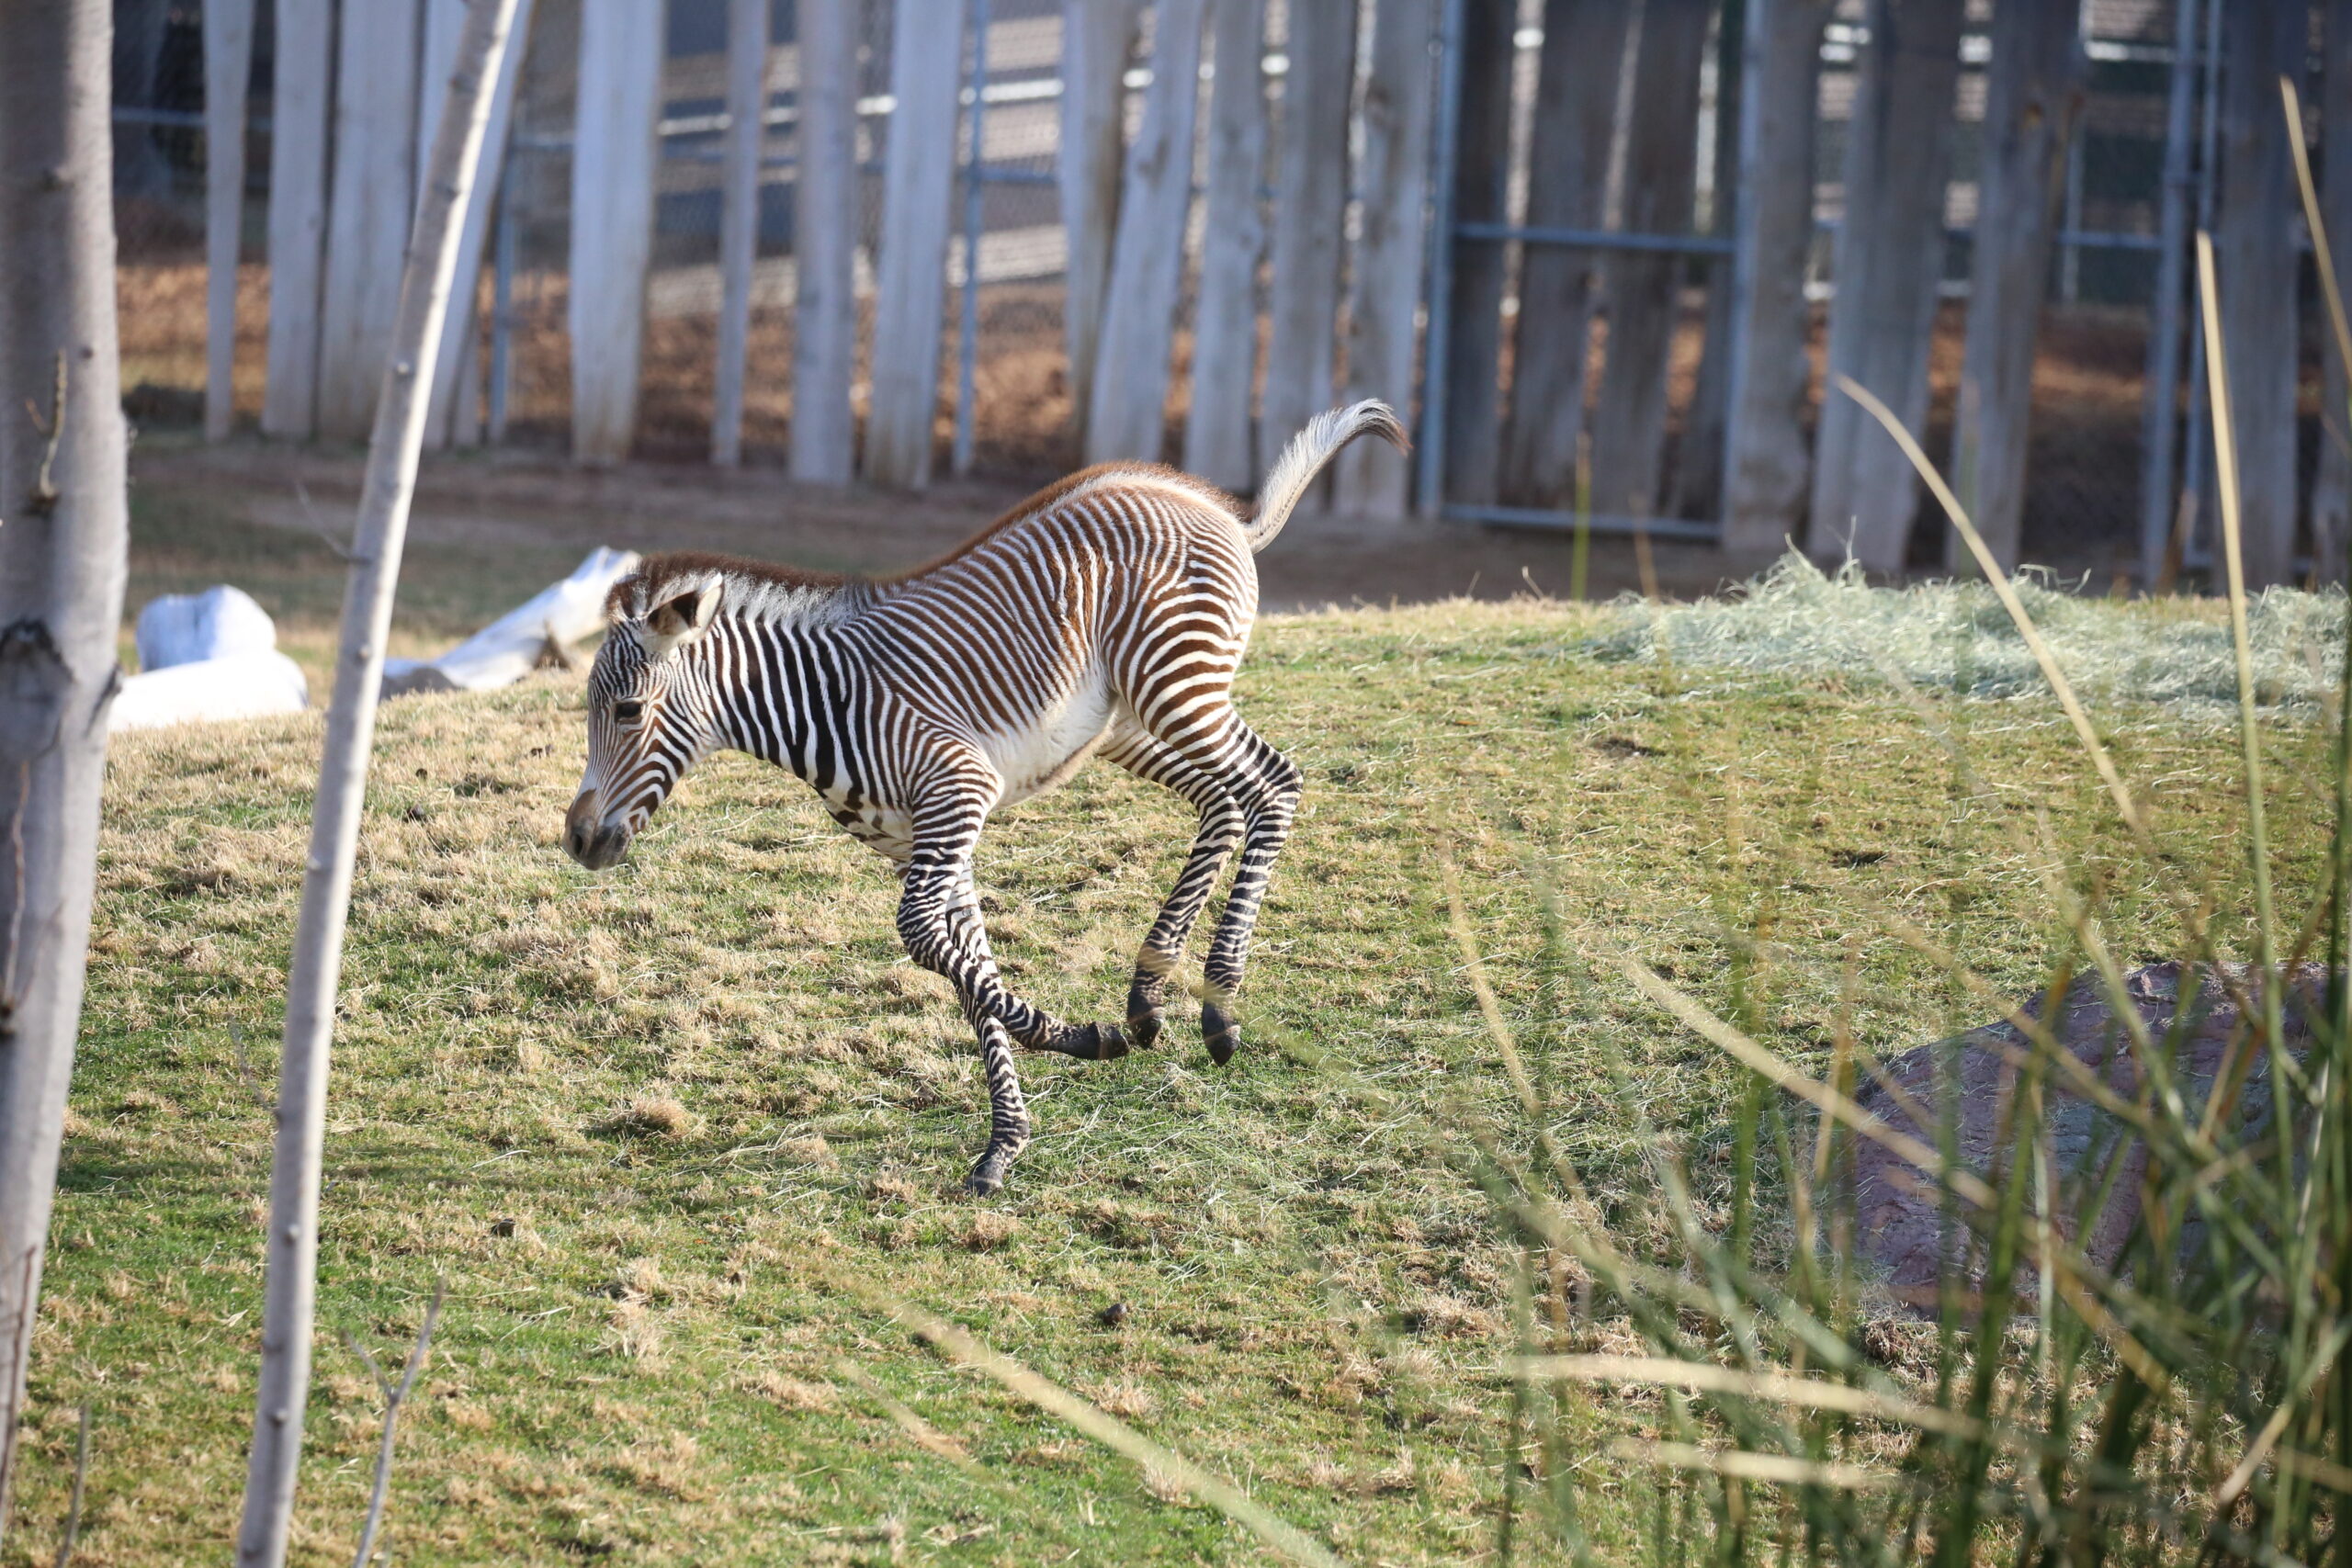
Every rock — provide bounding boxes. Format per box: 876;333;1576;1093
1849;961;2326;1315
135;585;278;671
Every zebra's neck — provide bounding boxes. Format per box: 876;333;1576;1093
693;610;853;784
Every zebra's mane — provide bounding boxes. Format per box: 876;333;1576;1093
607;551;867;632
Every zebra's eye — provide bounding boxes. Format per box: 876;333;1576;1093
613;699;644;724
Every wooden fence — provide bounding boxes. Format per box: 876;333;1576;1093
187;0;2342;582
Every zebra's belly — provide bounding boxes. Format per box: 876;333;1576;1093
986;682;1114;807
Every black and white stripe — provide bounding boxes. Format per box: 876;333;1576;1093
564;401;1407;1193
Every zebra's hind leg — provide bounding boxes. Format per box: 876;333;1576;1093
1102;725;1246;1048
966;1009;1030;1196
1194;718;1304;1066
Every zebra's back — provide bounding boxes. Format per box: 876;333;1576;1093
854;465;1260;790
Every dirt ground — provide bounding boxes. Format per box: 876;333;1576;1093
133;434;1778;613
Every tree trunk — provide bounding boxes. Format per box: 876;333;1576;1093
2215;0;2303;588
428;0;537;450
1951;0;2081;571
318;0;423;442
263;0;334;440
1334;0;1439;516
206;0;257;442
233;6;521;1562
863;0;968;490
0;2;131;1547
1060;0;1145;452
1671;0;1745;521
1439;0;1518;506
1807;0;1963;572
1182;0;1270;491
2315;0;2352;584
1259;0;1358;498
1086;0;1210;464
1720;0;1830;555
792;0;860;484
1499;0;1634;510
712;0;771;467
569;0;663;466
1588;0;1713;522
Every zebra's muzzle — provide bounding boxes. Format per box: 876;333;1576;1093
564;791;632;871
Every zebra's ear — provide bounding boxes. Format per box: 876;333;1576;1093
638;582;720;657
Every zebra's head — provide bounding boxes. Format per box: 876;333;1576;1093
565;573;727;870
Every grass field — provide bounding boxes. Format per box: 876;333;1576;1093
2;489;2341;1564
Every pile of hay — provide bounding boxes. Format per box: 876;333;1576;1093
1590;553;2346;718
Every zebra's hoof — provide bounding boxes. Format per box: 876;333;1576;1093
1085;1021;1129;1061
967;1153;1013;1196
1201;1003;1240;1066
1124;985;1164;1050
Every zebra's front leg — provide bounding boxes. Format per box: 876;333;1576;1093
897;867;1035;1192
966;1008;1029;1196
898;859;1128;1064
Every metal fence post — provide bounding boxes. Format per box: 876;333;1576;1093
953;0;991;478
1415;0;1467;519
2138;0;2201;586
488;136;517;445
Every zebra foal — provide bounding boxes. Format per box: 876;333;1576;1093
563;400;1405;1192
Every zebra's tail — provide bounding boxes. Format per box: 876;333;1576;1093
1242;399;1410;553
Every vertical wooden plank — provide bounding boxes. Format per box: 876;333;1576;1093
1721;0;1829;553
317;0;420;442
1670;0;1744;521
1806;0;1963;573
2215;0;2303;587
1182;0;1268;489
793;0;859;483
1586;0;1713;521
427;0;535;447
2313;0;2352;582
569;0;663;466
1438;0;1514;505
1951;0;2080;571
1333;0;1437;515
863;0;968;489
1085;0;1209;463
263;0;333;439
711;0;769;466
1258;0;1357;490
1060;0;1145;451
1499;0;1634;509
205;0;256;441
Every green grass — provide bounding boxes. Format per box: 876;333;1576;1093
2;490;2338;1564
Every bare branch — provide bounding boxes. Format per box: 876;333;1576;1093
345;1281;446;1568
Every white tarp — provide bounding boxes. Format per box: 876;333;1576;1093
112;649;310;732
135;584;277;671
382;546;640;697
